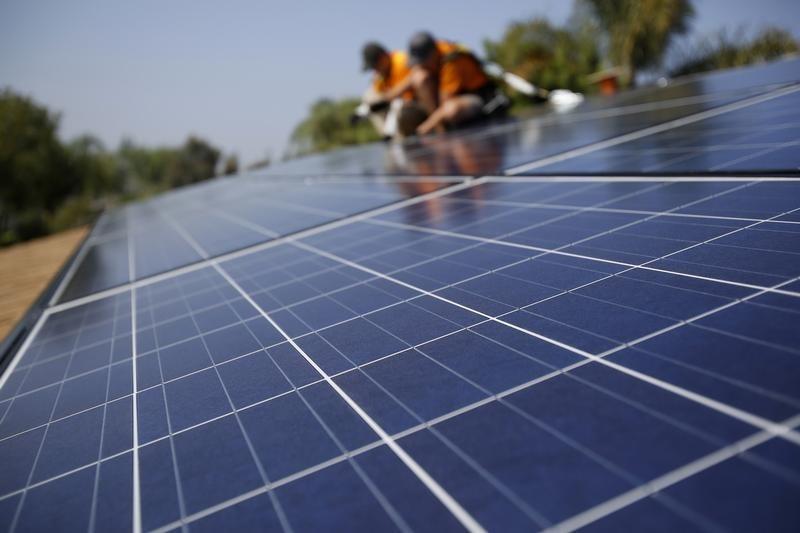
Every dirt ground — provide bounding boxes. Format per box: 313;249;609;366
0;227;88;342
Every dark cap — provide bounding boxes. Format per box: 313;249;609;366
361;41;387;71
408;31;436;66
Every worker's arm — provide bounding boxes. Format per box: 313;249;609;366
367;75;412;113
416;64;458;135
417;85;453;134
381;75;413;101
416;98;449;135
416;111;446;135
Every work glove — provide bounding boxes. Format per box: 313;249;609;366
368;99;391;113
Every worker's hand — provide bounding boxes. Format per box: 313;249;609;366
417;120;445;136
368;99;390;113
416;124;432;136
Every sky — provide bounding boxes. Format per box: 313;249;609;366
1;0;798;166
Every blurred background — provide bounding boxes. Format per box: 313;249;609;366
1;0;799;248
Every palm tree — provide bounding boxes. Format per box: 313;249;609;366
583;0;695;86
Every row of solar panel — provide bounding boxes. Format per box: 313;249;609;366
2;178;799;531
535;88;800;174
58;178;456;302
16;179;800;415
54;70;800;306
1;281;796;531
3;59;800;532
262;58;800;176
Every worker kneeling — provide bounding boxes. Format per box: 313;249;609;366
359;42;429;139
407;31;508;136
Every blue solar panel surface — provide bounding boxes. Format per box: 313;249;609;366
1;59;800;533
524;87;800;174
262;57;800;177
58;177;459;302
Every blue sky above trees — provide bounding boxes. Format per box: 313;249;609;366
1;0;798;165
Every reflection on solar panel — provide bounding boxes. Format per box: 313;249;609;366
1;59;800;532
56;178;460;302
262;57;800;177
519;87;800;174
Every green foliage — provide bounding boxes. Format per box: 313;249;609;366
246;155;271;171
288;98;381;158
46;194;97;233
670;27;799;77
116;136;220;192
166;136;221;187
581;0;695;84
116;139;175;193
67;135;119;197
0;87;227;247
223;155;239;175
483;17;600;95
0;89;77;244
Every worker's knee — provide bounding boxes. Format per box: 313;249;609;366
441;99;462;120
397;103;428;137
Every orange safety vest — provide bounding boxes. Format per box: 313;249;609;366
372;51;414;100
435;41;491;100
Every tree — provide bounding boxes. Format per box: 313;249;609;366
45;135;119;233
116;139;177;194
582;0;695;85
165;136;221;187
0;89;77;243
66;135;118;197
116;135;221;192
484;17;600;95
288;97;381;158
0;88;227;247
246;155;271;171
670;27;799;77
222;155;239;175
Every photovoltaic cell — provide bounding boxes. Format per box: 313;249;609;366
4;176;799;530
56;178;461;303
531;88;800;174
261;57;800;177
2;58;800;532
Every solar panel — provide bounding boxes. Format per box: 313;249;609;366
1;59;800;532
262;57;800;178
56;177;461;303
521;87;800;174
